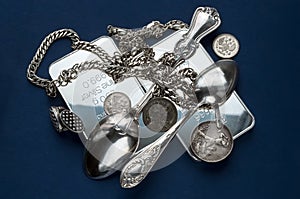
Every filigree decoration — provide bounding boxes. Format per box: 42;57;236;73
120;144;161;188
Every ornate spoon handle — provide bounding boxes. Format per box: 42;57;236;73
120;103;202;188
174;7;220;59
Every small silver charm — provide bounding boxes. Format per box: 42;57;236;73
49;106;84;133
212;33;239;58
190;121;233;163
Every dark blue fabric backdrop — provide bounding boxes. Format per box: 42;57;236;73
0;0;299;198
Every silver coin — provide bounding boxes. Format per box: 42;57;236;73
212;33;239;58
190;121;233;163
142;97;178;132
104;92;131;115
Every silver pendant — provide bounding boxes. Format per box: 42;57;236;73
142;97;178;132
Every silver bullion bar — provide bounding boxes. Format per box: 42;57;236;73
49;36;179;152
49;36;146;142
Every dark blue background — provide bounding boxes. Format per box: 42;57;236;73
1;0;299;198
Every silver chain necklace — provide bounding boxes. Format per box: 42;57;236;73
26;20;198;107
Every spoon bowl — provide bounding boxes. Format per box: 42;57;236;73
84;112;139;179
83;83;155;179
194;59;237;105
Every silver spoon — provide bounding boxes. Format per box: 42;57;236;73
83;86;155;179
84;6;221;179
120;59;238;188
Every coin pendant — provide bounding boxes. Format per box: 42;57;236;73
213;33;239;58
104;92;131;115
142;98;178;132
190;121;233;162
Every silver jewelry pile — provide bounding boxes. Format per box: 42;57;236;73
27;6;254;188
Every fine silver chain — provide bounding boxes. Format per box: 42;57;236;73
108;20;188;53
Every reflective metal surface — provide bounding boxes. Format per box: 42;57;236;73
49;28;254;166
174;7;220;59
194;59;237;104
143;29;255;160
49;37;146;142
84;112;139;179
120;60;237;188
190;60;236;162
49;37;185;172
84;84;157;179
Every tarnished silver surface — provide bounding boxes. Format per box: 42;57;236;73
104;92;131;115
120;60;237;188
142;97;178;132
213;33;240;58
190;121;233;162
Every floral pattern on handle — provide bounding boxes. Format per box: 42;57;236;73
120;144;162;188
